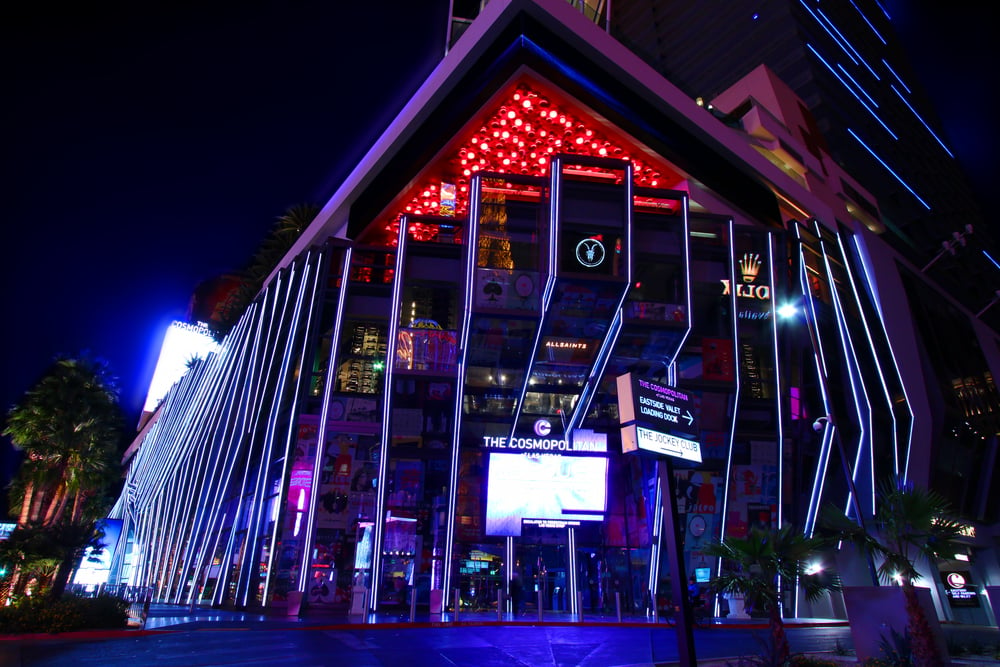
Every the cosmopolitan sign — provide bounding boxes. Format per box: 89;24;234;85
616;372;701;463
481;423;607;453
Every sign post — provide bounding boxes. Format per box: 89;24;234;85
617;372;698;667
659;457;698;667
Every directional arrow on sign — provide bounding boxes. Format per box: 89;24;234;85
684;410;694;426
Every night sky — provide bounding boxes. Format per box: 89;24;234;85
2;2;996;480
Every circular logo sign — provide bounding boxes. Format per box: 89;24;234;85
533;419;552;437
946;572;967;589
575;238;605;268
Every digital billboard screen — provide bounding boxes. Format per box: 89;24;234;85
485;452;608;536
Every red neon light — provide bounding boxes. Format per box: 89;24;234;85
374;82;683;245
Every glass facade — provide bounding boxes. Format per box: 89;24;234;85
107;13;998;623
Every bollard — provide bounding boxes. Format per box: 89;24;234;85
410;588;417;622
616;591;622;623
537;587;544;622
497;590;503;621
577;592;584;622
454;589;460;622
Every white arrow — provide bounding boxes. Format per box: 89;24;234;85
684;410;694;426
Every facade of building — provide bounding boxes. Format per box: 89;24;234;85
108;0;999;624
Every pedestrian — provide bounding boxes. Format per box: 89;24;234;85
510;569;524;614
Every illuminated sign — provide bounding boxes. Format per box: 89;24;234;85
576;238;606;268
481;428;607;453
940;570;979;608
545;340;589;350
485;452;608;536
721;253;770;301
542;337;595;364
621;424;703;463
143;321;220;413
617;373;697;434
617;372;702;462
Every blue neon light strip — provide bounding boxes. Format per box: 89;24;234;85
882;59;911;95
815;6;881;81
300;248;348;596
838;233;900;499
851;235;914;476
837;62;879;108
767;234;784;526
674;195;694;363
567;163;634;434
820;235;871;518
889;85;955;158
444;177;483;599
506;161;561;447
716;219;741;547
847;128;931;210
849;0;886;44
275;253;325;595
371;226;408;609
799;1;857;66
794;226;833;535
805;44;897;140
845;233;913;480
984;251;1000;272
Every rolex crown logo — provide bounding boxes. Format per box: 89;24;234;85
739;253;762;283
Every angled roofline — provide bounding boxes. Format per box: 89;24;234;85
271;0;817;285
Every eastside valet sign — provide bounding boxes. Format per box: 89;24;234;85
616;372;701;463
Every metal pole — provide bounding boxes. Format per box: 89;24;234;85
497;590;503;621
537;585;544;622
410;586;417;622
616;591;622;623
454;588;460;622
659;459;698;667
577;591;584;622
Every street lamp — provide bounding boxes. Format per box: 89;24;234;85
921;224;973;272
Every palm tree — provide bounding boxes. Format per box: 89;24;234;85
822;476;965;667
704;523;840;665
210;203;320;340
2;354;125;601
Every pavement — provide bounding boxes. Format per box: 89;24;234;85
1;603;998;667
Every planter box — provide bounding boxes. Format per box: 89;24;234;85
842;586;950;664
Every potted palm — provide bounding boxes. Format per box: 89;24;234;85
822;475;966;667
704;523;840;665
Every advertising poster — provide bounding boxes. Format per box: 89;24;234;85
726;464;778;537
702;338;735;382
674;470;722;515
475;269;540;311
391;459;424;507
316;434;357;530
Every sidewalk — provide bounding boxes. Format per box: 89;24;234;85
3;603;997;667
1;604;852;667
